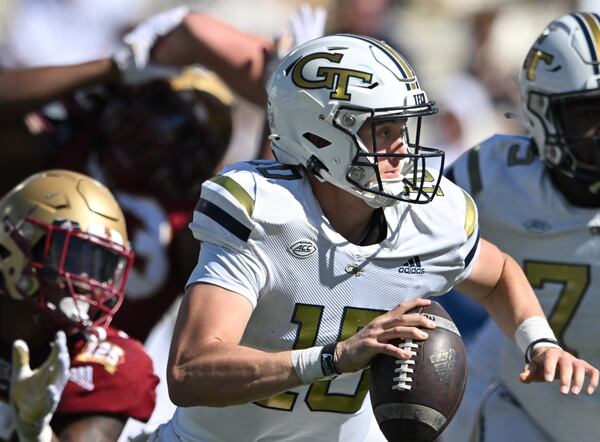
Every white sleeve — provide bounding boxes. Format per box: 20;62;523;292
186;242;267;308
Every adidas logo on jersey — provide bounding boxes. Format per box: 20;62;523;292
398;256;425;274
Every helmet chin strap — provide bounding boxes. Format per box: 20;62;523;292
321;169;397;208
360;158;413;208
363;180;406;208
362;192;392;209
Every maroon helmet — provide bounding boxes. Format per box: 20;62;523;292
96;68;234;202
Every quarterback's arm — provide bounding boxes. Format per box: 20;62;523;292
456;239;543;337
151;12;273;106
167;283;300;407
456;239;599;394
167;283;434;407
0;60;118;122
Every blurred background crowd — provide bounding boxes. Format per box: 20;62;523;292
2;0;598;169
0;0;598;440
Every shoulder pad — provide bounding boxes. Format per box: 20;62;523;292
445;134;536;198
191;163;259;246
190;161;305;247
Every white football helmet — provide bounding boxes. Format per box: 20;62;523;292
266;34;444;207
519;13;600;191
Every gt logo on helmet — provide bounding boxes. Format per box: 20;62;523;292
523;48;554;81
291;52;372;100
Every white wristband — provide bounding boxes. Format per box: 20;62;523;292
514;316;560;355
291;346;324;385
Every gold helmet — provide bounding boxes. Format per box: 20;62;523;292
0;170;134;332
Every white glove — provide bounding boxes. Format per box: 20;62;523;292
113;5;189;84
10;331;70;442
276;4;328;58
123;5;189;69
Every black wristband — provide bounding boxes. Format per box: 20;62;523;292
524;338;562;363
320;343;339;377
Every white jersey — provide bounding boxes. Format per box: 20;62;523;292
173;160;480;442
448;134;600;441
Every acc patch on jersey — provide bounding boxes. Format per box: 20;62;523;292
288;240;317;258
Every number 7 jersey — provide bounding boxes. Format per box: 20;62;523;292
446;134;600;441
173;160;480;442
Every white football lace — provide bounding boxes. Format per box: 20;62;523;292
392;339;419;391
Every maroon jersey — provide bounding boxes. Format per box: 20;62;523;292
0;326;158;439
105;196;196;342
56;326;159;420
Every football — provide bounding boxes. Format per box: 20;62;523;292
369;300;467;442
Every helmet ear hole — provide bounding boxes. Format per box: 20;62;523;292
306;156;329;178
302;132;331;148
546;145;562;165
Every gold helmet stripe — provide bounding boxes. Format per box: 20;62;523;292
582;13;600;58
571;13;600;75
377;39;420;91
364;35;420;90
341;34;419;90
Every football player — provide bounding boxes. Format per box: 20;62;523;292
443;12;600;441
0;5;325;344
0;170;158;441
1;7;327;439
51;68;234;343
147;34;597;442
1;65;234;343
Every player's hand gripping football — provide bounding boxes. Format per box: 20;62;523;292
519;346;599;395
333;298;436;373
10;331;70;442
